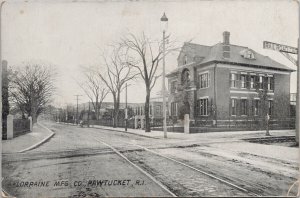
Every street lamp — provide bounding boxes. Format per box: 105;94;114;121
161;12;168;138
125;83;128;132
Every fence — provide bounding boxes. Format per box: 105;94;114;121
191;116;295;133
65;115;295;134
13;118;31;137
89;119;136;129
90;119;113;127
2;119;7;140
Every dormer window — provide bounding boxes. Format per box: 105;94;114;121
240;49;255;60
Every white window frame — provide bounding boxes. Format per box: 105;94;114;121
253;99;259;116
259;75;263;90
198;71;210;89
240;99;248;116
230;72;238;88
250;75;255;89
231;98;237;116
171;102;178;116
199;97;209;116
240;74;246;89
267;76;274;91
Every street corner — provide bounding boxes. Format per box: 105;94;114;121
2;123;55;154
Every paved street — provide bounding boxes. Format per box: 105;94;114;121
2;122;299;197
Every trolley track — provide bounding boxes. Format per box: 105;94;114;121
92;133;259;197
44;123;293;196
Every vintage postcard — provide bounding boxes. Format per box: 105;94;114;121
1;0;299;197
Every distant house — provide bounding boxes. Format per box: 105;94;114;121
167;31;294;126
133;102;161;119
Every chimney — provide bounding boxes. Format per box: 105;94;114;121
222;31;230;58
223;31;230;44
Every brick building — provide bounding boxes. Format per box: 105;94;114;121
167;31;294;127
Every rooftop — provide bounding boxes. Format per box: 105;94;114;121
167;39;295;77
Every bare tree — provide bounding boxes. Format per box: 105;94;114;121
121;33;177;132
9;63;56;124
78;67;109;120
256;76;271;135
98;46;138;128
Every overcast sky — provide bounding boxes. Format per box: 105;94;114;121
2;0;298;107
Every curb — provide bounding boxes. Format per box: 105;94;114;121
91;125;161;139
2;189;15;198
18;123;55;153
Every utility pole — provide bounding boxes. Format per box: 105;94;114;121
297;37;300;144
74;95;82;125
0;3;5;194
88;101;90;128
125;83;128;131
161;12;168;138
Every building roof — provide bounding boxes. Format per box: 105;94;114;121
168;42;294;77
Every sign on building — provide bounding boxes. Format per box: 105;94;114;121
263;41;298;54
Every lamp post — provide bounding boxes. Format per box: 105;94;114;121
161;12;168;138
125;83;128;131
88;101;90;128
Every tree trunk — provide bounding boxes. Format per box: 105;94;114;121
145;88;151;132
113;93;120;128
95;96;99;120
113;97;117;128
32;111;37;124
99;101;103;120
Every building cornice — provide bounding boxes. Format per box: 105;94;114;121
167;59;292;78
198;60;294;73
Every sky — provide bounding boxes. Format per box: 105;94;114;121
2;0;299;107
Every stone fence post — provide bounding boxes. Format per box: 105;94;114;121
7;114;13;139
184;114;190;134
141;116;144;130
28;116;33;132
134;116;138;129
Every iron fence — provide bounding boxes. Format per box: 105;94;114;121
61;115;295;133
192;116;295;131
2;119;7;140
13;118;30;137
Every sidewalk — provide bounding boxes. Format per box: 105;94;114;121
92;124;295;142
2;123;54;154
91;125;298;164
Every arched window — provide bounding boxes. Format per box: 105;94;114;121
181;68;190;86
183;55;188;65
